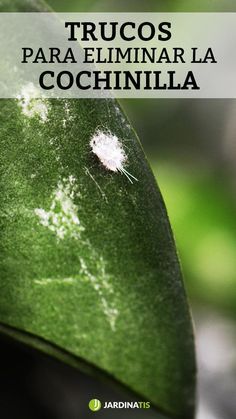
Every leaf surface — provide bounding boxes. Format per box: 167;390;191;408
0;1;196;418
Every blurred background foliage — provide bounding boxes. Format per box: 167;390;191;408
48;0;236;12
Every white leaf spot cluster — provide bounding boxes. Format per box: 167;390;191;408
62;101;73;128
35;175;84;240
34;277;75;285
80;256;119;331
17;82;49;123
34;254;119;332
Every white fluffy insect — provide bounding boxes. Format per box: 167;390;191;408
90;131;138;183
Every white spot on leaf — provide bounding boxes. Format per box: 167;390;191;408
34;277;75;285
17;82;49;123
34;254;119;332
62;101;73;128
80;256;119;331
35;176;84;240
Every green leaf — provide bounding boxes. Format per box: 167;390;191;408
0;1;196;418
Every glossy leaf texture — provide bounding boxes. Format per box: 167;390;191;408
0;1;196;418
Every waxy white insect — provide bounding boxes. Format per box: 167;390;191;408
90;131;138;183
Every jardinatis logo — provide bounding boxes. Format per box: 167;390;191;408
88;399;151;412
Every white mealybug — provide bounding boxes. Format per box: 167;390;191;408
90;131;138;183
